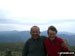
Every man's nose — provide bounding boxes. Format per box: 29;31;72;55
51;35;54;37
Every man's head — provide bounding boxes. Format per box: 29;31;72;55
30;26;40;39
47;26;57;41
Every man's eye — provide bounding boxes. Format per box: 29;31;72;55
32;31;39;33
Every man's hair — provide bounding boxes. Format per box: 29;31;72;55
30;26;40;32
47;25;57;34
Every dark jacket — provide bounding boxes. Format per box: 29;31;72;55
22;36;47;56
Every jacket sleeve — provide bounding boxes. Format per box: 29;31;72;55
61;41;72;56
22;41;29;56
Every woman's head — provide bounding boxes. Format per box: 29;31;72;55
47;26;57;41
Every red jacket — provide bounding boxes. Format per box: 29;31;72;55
44;36;72;56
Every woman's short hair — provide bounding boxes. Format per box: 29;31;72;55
47;25;57;34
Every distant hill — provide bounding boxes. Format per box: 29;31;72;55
0;31;75;46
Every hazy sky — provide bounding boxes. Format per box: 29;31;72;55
0;0;75;33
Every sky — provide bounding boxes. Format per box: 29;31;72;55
0;0;75;33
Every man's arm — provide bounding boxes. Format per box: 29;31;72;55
40;35;47;40
22;41;29;56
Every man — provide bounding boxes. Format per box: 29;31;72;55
44;26;72;56
22;26;47;56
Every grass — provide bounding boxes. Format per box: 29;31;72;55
0;43;75;56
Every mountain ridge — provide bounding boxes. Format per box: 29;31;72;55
0;31;75;46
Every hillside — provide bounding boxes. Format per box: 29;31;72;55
0;31;75;46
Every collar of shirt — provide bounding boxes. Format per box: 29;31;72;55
48;36;57;43
31;36;40;41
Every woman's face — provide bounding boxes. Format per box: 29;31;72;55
48;30;56;41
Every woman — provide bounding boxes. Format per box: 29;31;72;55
44;26;72;56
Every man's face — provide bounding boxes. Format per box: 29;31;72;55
48;30;56;41
30;27;40;39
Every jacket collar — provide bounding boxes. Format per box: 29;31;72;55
31;36;40;41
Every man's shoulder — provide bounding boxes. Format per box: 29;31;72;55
25;38;32;43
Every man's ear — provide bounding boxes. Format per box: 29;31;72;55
39;31;40;33
40;32;41;33
38;32;40;34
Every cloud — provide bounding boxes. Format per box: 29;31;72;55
47;19;75;24
0;0;75;19
0;22;75;33
0;24;32;31
0;0;75;33
0;18;21;25
0;17;75;26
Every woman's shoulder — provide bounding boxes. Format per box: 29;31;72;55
56;36;67;45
